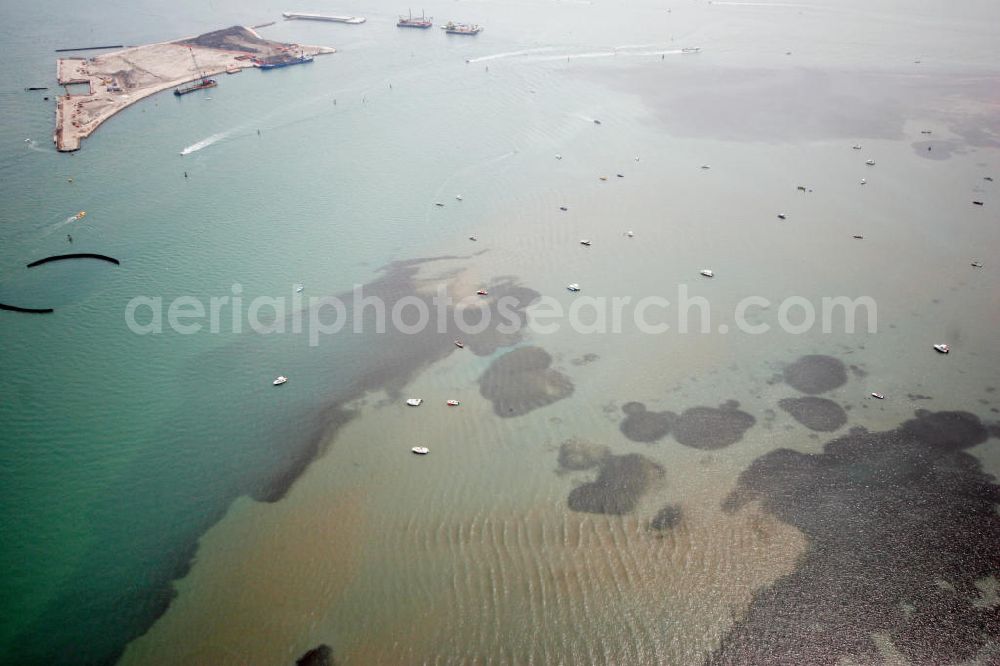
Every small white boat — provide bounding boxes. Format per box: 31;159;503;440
411;446;430;455
273;376;288;386
871;392;885;400
435;202;445;207
700;269;714;278
860;178;867;185
455;194;463;201
933;343;950;354
971;260;983;268
580;240;592;246
560;206;568;211
852;144;862;150
853;234;864;239
295;285;304;293
626;230;634;237
477;289;488;296
446;400;460;406
865;159;876;166
406;398;423;406
555;154;562;160
469;236;478;241
567;283;581;292
454;340;464;348
777;213;787;220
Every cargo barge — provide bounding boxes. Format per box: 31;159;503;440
442;21;482;35
257;54;314;70
282;12;366;24
173;78;217;95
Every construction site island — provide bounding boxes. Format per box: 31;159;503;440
54;26;335;152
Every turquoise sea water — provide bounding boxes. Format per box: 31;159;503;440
2;0;999;663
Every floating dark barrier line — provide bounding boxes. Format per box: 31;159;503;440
54;45;124;52
26;253;120;268
0;303;54;314
25;86;49;91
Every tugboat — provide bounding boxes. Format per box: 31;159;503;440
443;21;483;34
398;10;433;28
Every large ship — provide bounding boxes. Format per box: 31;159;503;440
442;21;482;35
282;12;366;24
397;10;433;28
173;78;217;95
257;54;315;70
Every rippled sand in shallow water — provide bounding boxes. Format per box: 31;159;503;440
121;398;807;664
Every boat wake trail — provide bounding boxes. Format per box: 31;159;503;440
466;47;560;63
467;45;683;65
527;46;685;63
180;131;231;156
41;214;85;236
710;1;814;7
23;139;56;154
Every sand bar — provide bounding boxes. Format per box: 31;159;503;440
53;26;334;152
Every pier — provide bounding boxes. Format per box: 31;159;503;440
55;45;125;53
